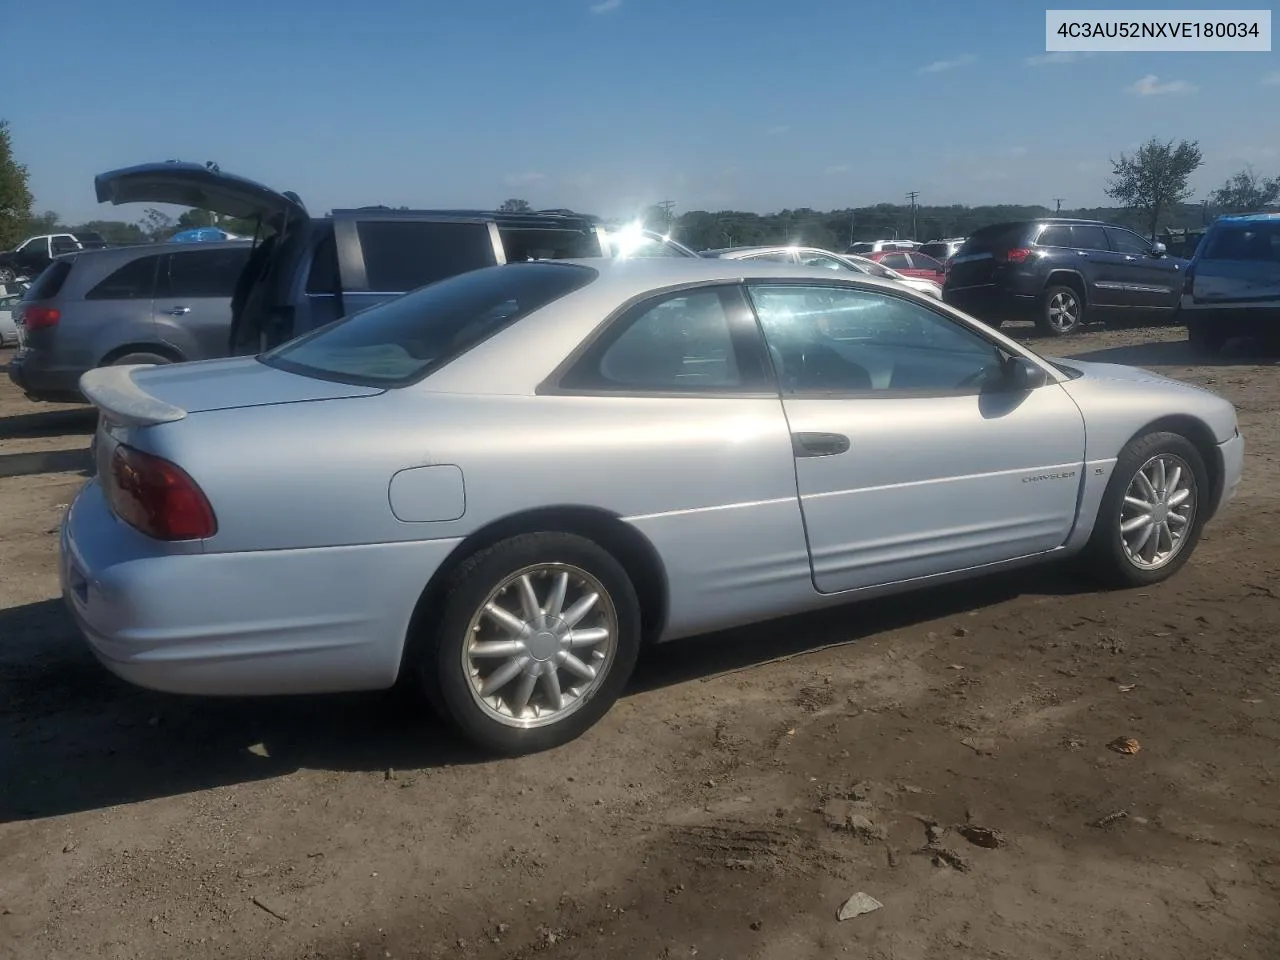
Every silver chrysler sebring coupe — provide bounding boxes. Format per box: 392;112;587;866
62;257;1243;754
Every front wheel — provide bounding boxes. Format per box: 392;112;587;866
1036;285;1085;336
0;266;15;285
1086;432;1209;588
424;532;641;755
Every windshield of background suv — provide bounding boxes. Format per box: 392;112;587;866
262;262;596;387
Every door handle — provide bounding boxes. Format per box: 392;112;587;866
792;432;850;458
1124;255;1137;261
166;306;191;316
1075;250;1089;256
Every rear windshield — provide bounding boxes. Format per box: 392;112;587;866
262;262;596;387
22;260;73;301
1200;221;1280;262
959;223;1032;254
499;227;602;261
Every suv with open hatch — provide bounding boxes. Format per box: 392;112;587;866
1179;213;1280;356
95;162;657;355
8;241;251;402
943;218;1186;336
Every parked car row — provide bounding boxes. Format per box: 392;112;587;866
699;245;945;299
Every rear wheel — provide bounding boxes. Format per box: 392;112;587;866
0;266;15;285
1086;432;1208;588
1036;285;1085;336
422;532;641;755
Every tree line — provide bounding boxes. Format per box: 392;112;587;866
1;120;1277;254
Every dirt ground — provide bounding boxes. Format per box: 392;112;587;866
2;320;1278;960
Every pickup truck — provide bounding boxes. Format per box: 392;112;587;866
0;232;109;283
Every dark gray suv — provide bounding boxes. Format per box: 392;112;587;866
8;241;250;402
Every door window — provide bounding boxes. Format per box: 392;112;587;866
879;252;911;269
1104;228;1152;256
798;251;851;271
1035;225;1071;248
163;247;252;298
908;253;944;273
50;236;78;255
748;284;1008;394
17;237;48;256
1069;225;1109;250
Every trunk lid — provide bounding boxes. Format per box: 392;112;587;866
80;357;382;426
95;162;308;225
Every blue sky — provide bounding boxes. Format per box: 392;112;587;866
5;0;1278;223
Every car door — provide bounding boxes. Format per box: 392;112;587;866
1104;226;1183;309
154;245;254;359
14;237;50;275
746;281;1086;593
333;213;502;316
1063;223;1126;307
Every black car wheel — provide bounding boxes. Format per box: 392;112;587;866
0;266;16;285
1036;285;1085;336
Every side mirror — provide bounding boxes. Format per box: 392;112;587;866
1151;241;1167;257
1004;355;1049;391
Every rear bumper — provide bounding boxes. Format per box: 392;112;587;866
1180;304;1280;337
7;351;88;403
61;479;463;696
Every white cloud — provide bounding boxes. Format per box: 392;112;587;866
589;0;621;12
765;124;790;136
1127;74;1197;96
1263;71;1280;86
824;164;851;176
920;53;976;74
504;171;545;186
1025;51;1094;66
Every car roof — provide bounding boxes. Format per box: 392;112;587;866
1215;212;1280;223
553;254;909;300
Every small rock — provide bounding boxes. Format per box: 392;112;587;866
926;822;946;844
837;892;883;921
960;737;997;756
849;814;888;842
62;842;76;854
1131;816;1150;825
930;847;971;872
247;742;269;758
1107;736;1141;755
953;627;970;638
384;768;397;781
948;663;965;671
1089;810;1129;828
749;920;762;931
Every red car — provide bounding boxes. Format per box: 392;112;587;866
864;250;946;284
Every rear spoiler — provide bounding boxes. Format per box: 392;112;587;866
79;365;187;427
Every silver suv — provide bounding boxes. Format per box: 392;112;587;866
8;241;251;403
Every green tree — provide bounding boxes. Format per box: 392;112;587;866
72;220;148;243
1105;137;1204;240
498;198;532;213
1210;165;1280;214
0;119;34;249
25;209;61;234
177;208;217;229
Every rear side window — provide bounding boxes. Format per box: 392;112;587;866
1200;222;1280;262
86;255;161;300
163;247;252;298
1035;225;1071;248
357;220;497;292
262;262;596;386
23;260;73;301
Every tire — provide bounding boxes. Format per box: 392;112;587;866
1086;431;1209;589
1036;284;1085;336
0;266;15;285
108;352;174;367
422;532;641;755
1186;323;1227;357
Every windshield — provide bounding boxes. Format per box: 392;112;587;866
262;262;596;387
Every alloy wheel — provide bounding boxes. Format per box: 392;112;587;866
1119;453;1197;570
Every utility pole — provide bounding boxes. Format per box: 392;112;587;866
1054;197;1065;212
905;191;919;240
655;200;676;228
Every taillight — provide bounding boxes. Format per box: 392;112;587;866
19;305;60;330
107;444;217;540
996;248;1032;264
